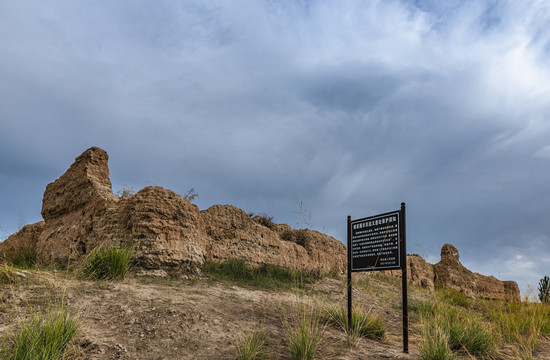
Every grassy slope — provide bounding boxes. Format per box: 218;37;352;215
0;261;549;360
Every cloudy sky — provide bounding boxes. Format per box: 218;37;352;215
1;0;549;294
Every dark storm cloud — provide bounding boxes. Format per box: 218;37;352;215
1;0;550;292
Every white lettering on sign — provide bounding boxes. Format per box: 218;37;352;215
350;212;400;271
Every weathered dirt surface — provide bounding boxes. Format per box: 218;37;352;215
1;271;422;360
1;271;548;360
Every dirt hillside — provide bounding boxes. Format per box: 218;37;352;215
2;268;549;360
1;269;423;360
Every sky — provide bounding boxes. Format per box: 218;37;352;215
1;0;549;295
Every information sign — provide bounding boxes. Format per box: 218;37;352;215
350;211;400;271
347;203;408;353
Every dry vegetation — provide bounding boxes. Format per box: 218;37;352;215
0;248;549;360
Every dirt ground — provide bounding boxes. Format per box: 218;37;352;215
0;271;548;360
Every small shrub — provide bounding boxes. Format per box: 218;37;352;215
76;242;134;280
293;201;313;229
537;304;550;337
235;331;265;360
251;213;276;230
6;247;37;268
327;266;341;280
0;263;18;284
0;307;78;360
326;307;385;345
294;230;307;248
538;276;550;304
280;230;294;242
116;185;136;198
280;230;307;248
182;187;199;201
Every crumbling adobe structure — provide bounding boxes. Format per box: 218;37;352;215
385;244;520;302
0;147;346;275
0;147;521;302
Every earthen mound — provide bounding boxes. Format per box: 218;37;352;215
0;147;345;275
385;244;520;302
0;147;520;302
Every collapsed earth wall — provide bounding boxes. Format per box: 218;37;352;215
0;147;346;275
0;147;520;301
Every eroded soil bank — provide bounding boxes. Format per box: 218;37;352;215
2;270;549;360
1;271;420;360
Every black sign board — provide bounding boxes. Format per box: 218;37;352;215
351;211;401;271
347;203;408;353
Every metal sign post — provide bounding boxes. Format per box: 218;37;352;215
347;215;352;330
347;203;408;353
400;202;408;353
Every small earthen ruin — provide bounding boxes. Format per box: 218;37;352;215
385;244;520;302
0;147;520;302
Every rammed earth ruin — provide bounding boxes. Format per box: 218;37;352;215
0;147;520;302
0;147;346;276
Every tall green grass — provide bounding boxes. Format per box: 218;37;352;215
0;263;19;284
235;331;266;360
444;311;495;355
76;242;134;280
202;259;320;290
419;299;495;358
436;288;471;308
419;322;455;360
286;297;325;360
482;300;550;358
408;299;436;318
4;247;37;269
419;287;550;359
0;308;78;360
326;307;385;346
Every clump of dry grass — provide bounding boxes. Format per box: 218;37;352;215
0;307;78;360
0;272;79;360
0;263;21;284
326;307;385;346
285;293;326;360
482;300;550;358
74;242;134;280
5;247;37;269
418;287;550;359
419;321;455;360
235;331;266;360
419;306;496;359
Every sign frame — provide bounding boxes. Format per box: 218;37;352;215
350;210;401;272
347;203;408;353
